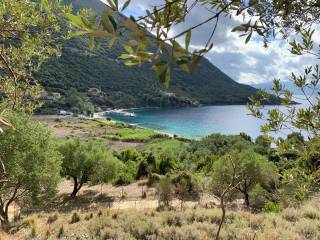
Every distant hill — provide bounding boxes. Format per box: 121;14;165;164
36;0;259;110
251;81;319;95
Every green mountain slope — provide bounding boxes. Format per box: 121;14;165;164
36;0;258;109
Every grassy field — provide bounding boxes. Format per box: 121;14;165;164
142;139;190;152
32;115;177;149
2;196;319;240
102;127;168;142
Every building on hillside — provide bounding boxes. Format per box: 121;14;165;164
38;90;48;99
58;110;71;116
88;88;101;95
160;91;176;97
51;92;61;99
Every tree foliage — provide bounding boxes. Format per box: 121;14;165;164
0;114;61;225
0;0;71;130
211;149;278;208
171;171;202;205
58;139;121;197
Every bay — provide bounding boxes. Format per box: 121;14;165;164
107;96;314;139
108;105;267;139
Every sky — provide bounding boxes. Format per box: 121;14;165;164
102;0;318;85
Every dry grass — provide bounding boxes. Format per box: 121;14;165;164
5;196;320;240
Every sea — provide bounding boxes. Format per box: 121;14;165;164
108;96;314;139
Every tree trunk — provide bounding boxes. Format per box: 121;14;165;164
215;197;226;240
0;188;18;230
244;192;250;208
71;176;85;197
71;177;80;197
0;207;10;231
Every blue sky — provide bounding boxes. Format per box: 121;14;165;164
101;0;318;85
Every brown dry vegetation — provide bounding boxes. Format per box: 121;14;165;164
0;196;319;240
32;115;110;139
21;179;218;214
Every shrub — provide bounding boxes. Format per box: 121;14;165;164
97;210;103;217
157;177;174;208
85;213;94;221
166;214;183;227
262;202;283;213
302;204;320;220
171;171;202;204
296;220;319;239
70;212;81;224
115;161;138;185
148;173;162;186
136;160;149;180
47;213;59;224
250;184;269;210
101;228;118;239
282;208;300;222
30;222;37;238
118;148;141;162
57;225;64;238
45;226;51;239
158;151;179;175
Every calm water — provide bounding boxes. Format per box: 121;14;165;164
108;95;314;139
108;105;275;139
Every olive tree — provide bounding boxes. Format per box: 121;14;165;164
211;149;278;208
0;0;71;130
171;171;202;208
0;115;61;227
210;149;277;239
58;139;121;197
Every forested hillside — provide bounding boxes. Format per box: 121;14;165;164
35;0;258;109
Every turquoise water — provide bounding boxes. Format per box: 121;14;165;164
108;105;269;139
107;95;312;139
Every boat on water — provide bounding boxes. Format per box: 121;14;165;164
123;112;136;117
105;109;136;117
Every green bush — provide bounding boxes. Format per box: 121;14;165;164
171;171;202;203
249;184;270;210
157;177;174;208
263;202;283;213
118;148;141;162
115;161;138;185
158;150;179;175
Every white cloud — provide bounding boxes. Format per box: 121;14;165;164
110;0;319;85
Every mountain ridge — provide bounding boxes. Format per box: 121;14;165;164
36;0;259;110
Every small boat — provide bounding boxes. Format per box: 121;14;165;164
124;112;136;117
107;109;136;117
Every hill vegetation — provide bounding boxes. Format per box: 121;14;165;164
35;0;258;112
